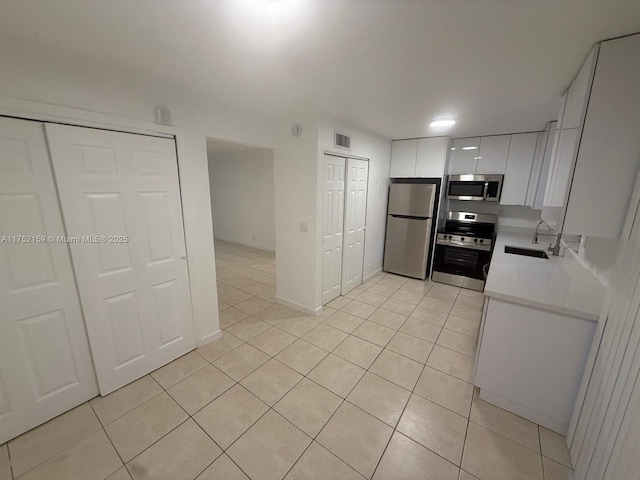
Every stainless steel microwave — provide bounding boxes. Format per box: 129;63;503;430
446;174;504;202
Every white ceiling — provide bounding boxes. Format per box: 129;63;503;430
1;0;639;139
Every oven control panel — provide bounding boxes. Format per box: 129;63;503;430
436;233;492;251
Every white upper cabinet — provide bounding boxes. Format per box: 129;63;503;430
545;128;579;207
415;137;449;177
541;46;599;228
449;137;481;174
501;133;539;206
563;34;640;237
477;135;510;174
389;139;418;177
563;48;598;129
530;122;557;210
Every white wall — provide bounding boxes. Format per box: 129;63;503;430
0;61;281;346
575;236;620;287
274;114;320;313
273;113;392;314
317;115;392;289
208;148;275;251
0;58;390;322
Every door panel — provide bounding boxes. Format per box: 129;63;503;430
388;183;435;217
383;216;431;279
0;117;98;444
46;124;194;395
341;159;369;295
321;155;345;305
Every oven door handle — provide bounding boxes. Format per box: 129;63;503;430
482;182;489;200
482;263;490;279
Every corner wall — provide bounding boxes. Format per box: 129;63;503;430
208;148;275;251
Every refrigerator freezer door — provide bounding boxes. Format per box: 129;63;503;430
383;216;432;279
387;183;436;217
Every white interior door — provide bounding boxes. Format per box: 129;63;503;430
0;117;98;444
321;154;345;305
341;158;369;295
46;124;194;395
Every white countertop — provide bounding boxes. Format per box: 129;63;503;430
484;231;606;320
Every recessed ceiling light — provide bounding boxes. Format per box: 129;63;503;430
430;119;456;128
474;156;482;160
451;147;456;150
462;146;478;150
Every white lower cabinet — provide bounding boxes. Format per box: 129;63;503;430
475;297;596;434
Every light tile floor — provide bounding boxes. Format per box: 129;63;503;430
0;240;576;480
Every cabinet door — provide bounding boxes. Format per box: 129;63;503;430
449;137;480;174
477;135;510;174
545;128;579;207
415;137;448;177
501;133;538;205
390;139;417;177
562;46;599;129
563;35;640;237
531;122;557;209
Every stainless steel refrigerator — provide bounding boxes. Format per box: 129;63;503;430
383;183;436;280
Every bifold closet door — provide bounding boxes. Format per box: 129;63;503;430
321;154;345;305
0;117;98;444
341;158;369;295
46;124;195;395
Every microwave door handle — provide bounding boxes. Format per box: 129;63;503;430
482;182;489;200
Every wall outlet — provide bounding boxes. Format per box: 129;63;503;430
299;222;308;233
252;234;256;240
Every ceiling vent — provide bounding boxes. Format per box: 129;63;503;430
334;131;351;149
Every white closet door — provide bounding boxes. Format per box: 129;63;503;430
341;158;369;295
46;124;194;395
0;118;97;444
321;155;345;305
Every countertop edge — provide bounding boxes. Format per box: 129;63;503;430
483;289;600;321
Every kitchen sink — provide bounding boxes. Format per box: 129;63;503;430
504;245;549;259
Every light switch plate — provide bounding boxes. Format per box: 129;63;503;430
299;222;308;233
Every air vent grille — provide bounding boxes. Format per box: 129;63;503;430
335;131;351;149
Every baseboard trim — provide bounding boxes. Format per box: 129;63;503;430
363;267;383;283
479;389;568;435
213;236;275;253
275;295;321;316
197;329;222;347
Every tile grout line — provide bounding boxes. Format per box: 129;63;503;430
370;303;462;479
215;266;479;479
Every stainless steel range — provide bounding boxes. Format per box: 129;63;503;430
432;212;497;291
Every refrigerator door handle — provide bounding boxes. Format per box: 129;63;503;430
389;214;429;220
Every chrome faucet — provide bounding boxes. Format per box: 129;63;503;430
532;219;545;244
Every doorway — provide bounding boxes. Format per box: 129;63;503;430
206;139;284;330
